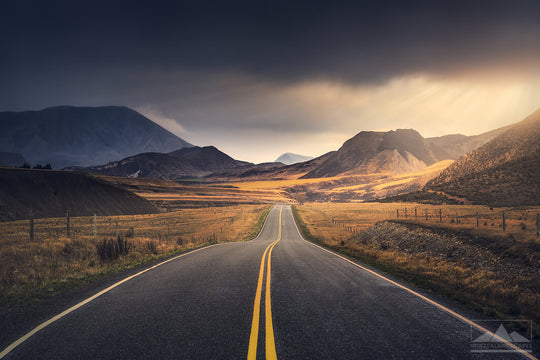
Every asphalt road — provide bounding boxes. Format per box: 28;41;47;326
2;205;534;359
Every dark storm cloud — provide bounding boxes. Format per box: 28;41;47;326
2;0;540;88
1;0;539;162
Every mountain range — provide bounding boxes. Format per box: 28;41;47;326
212;126;507;181
73;146;251;180
3;104;537;206
0;106;192;169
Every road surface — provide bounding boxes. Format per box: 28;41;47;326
2;205;534;359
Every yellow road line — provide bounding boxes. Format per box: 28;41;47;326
0;244;223;359
247;206;281;360
290;207;537;360
265;209;281;360
247;239;276;359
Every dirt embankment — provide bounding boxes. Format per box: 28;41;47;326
356;221;539;289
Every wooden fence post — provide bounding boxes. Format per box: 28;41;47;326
415;207;417;221
425;208;428;221
536;214;539;236
476;211;479;227
93;213;97;239
455;209;459;224
396;209;399;219
439;209;442;223
29;210;34;241
405;208;408;219
66;210;70;237
502;211;506;232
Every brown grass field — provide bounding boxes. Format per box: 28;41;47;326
293;202;540;335
0;204;271;304
93;174;293;210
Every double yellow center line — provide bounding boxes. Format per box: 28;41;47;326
247;206;282;360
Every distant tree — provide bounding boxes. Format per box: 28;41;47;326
44;163;52;169
20;162;31;168
33;164;43;169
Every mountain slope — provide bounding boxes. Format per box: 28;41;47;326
169;146;251;171
426;109;540;206
76;146;251;180
0;168;159;221
275;153;314;165
0;152;26;167
0;106;192;168
425;125;512;161
302;129;435;178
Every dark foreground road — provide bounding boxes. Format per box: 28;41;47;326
2;206;535;359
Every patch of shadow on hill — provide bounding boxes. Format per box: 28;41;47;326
0;168;159;221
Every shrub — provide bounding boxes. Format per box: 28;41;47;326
96;236;131;261
146;240;158;255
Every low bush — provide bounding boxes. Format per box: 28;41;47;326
96;236;131;261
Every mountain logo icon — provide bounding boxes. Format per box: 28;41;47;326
473;324;530;343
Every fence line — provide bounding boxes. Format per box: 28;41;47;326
330;207;539;237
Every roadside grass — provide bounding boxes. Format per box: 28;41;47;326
292;202;540;337
242;205;272;241
0;205;271;305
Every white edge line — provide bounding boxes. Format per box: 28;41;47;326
249;205;275;242
288;206;537;360
0;205;275;358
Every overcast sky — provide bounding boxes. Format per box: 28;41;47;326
2;0;539;163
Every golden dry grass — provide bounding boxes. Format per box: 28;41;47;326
93;174;293;210
221;160;452;203
0;204;270;302
295;202;540;245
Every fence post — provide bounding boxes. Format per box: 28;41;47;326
455;209;459;224
537;214;539;236
415;207;417;221
396;209;399;219
476;211;479;227
66;209;70;237
439;209;442;222
93;213;97;239
405;208;408;219
502;211;506;232
425;208;428;221
29;210;34;241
